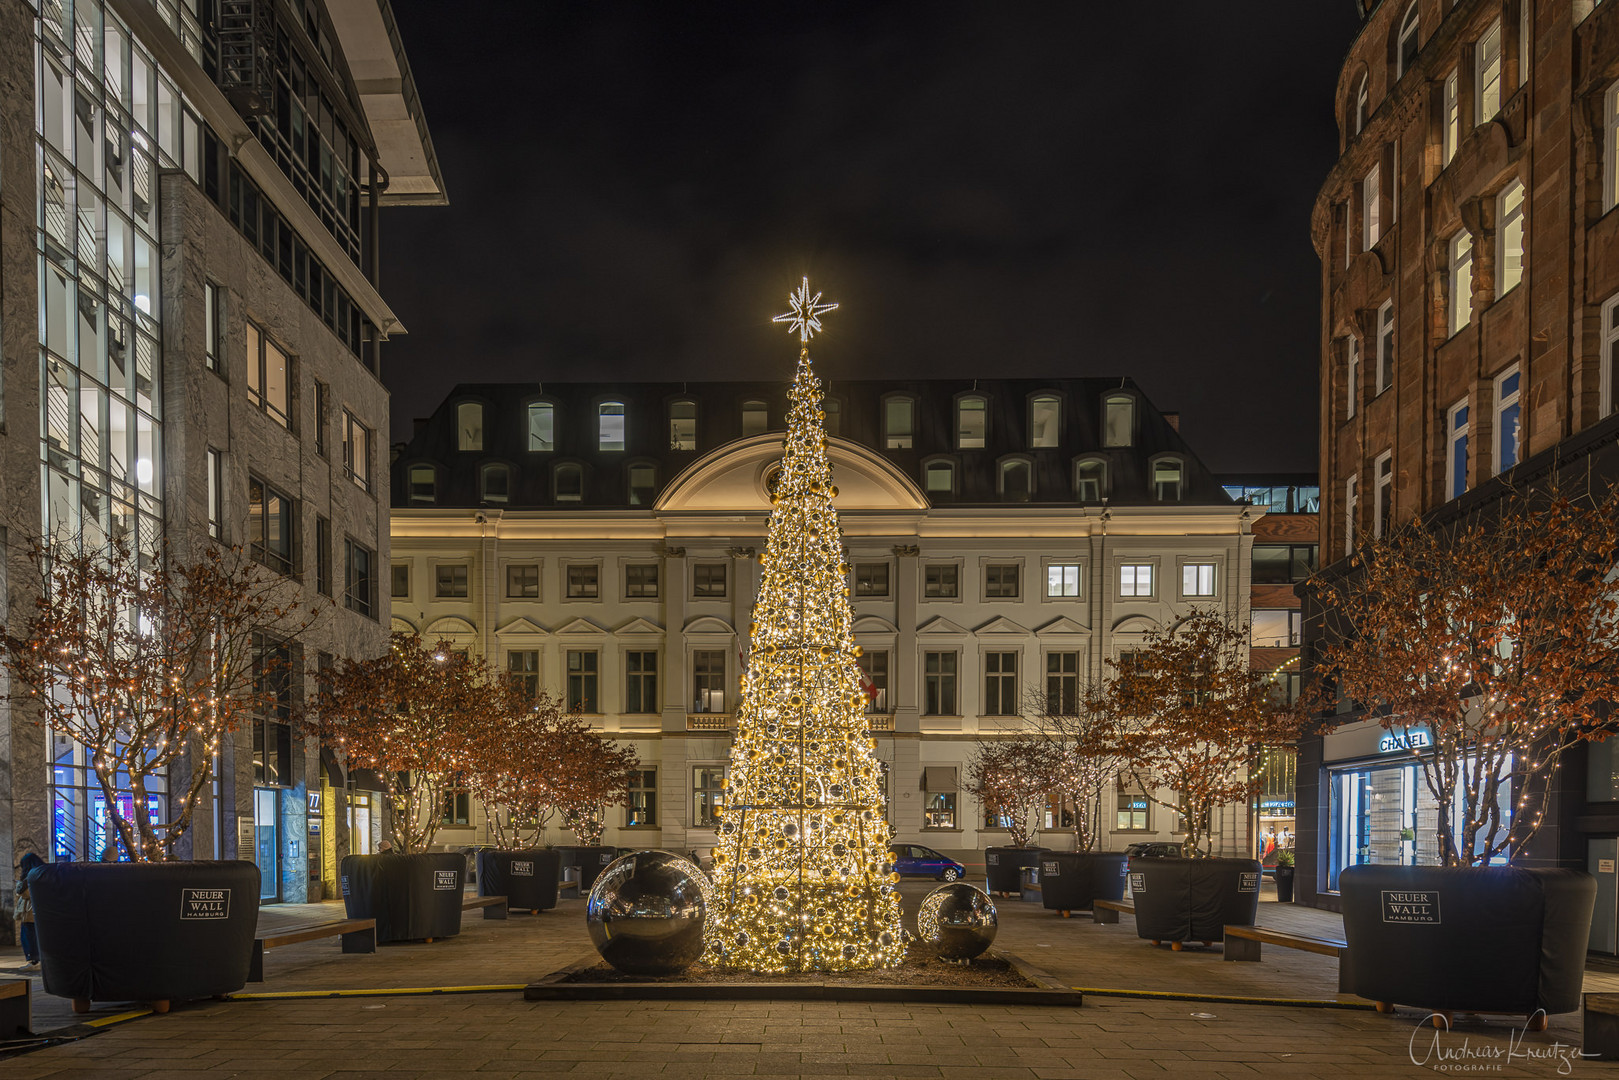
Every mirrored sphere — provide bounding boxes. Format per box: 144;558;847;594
917;882;998;960
586;850;711;976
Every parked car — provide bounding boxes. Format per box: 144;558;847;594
890;844;966;881
1124;842;1184;859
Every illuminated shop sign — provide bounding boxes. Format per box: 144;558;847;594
1378;728;1432;754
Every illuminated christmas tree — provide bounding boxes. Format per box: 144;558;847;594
705;279;905;972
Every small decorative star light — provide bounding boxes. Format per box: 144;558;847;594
773;277;838;343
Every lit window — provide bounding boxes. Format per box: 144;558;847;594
1376;301;1394;393
1443;70;1459;165
1353;74;1368;134
669;399;697;450
1396;3;1420;78
741;400;768;437
1520;1;1531;80
248;477;294;575
1000;459;1031;501
1346;336;1360;419
1496;180;1525;296
1494;367;1521;474
1345;474;1359;551
409;464;435;503
1046;563;1082;598
626;768;657;826
342;411;371;491
1074;459;1105;501
1363;166;1381;249
528;402;555;451
924;460;954;494
246;322;291;429
599;401;626;451
1606;83;1619;213
858;651;889;713
956;395;987;448
1374;451;1393;538
1602;295;1619;417
1152;459;1183;501
628;463;656;506
1447;399;1470;500
1449;231;1474;336
692;766;726;827
1182;562;1216;598
1251;610;1303;648
693;650;726;713
457;401;483;451
480;462;509;504
1475;21;1502;125
1119;563;1154;598
1102;394;1134;447
555;463;583;502
884;397;915;449
1030;395;1060;448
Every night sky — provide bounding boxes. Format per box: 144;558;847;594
381;2;1362;473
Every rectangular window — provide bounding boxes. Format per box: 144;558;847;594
693;766;726;828
625;563;660;598
439;790;471;827
626;769;657;827
854;562;889;597
316;516;332;598
528;403;554;452
566;651;599;713
1603;295;1619;417
344;540;375;617
390;560;409;599
1046;563;1083;598
1252;544;1319;585
1450;231;1474;336
342;411;370;491
858;650;890;713
884;398;914;449
252;635;295;786
1181;562;1216;597
984;651;1019;715
1030;397;1060;448
692;650;726;713
923;564;959;598
312;382;329;459
625;651;659;714
1251;609;1303;648
1607;83;1619;213
925;784;957;830
246;321;292;428
432;564;467;599
1116;780;1149;831
1376;301;1394;393
247;477;294;575
566;564;600;599
507;650;539;700
692;562;727;598
1046;651;1080;715
1495;367;1521;473
506;563;540;599
207;448;223;540
1374;451;1393;538
599;402;626;450
923;652;958;716
1346;336;1359;419
1345;474;1359;551
1497;180;1525;295
204;281;222;372
984;564;1019;598
1119;563;1154;598
669;401;697;450
1447;400;1470;500
1363;165;1381;249
741;402;768;436
1444;70;1460;165
1476;21;1502;124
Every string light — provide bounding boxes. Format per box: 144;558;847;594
705;287;904;973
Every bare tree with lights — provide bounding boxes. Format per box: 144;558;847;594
1035;696;1122;853
964;735;1056;849
1310;481;1619;866
1;538;319;861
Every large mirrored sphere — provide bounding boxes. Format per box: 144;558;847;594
917;882;998;960
586;850;711;976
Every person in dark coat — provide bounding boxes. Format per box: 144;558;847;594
14;852;43;965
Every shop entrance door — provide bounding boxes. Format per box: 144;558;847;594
254;788;279;901
349;793;373;855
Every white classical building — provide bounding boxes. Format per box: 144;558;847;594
390;377;1262;865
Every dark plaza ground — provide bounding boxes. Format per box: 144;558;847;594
2;877;1614;1079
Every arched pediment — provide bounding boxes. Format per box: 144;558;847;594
655;434;928;513
1111;614;1162;635
683;616;735;635
852;615;900;635
390;616;418;635
426;616;476;639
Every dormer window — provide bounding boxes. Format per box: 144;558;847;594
480;463;510;504
1102;394;1134;448
555;463;583;503
409;464;435;504
1030;395;1060;448
669;399;697;450
999;459;1031;501
956;395;987;449
823;398;842;436
924;459;955;495
884;396;915;449
599;401;626;451
741;400;768;437
1074;459;1106;502
527;402;555;451
457;402;483;451
628;463;656;506
1152;458;1184;502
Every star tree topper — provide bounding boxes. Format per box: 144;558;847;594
773;277;838;343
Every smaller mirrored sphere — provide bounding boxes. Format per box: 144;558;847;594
586;850;711;976
917;882;998;960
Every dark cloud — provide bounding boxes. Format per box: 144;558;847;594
381;1;1360;472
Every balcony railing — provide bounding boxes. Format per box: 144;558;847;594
867;714;895;732
686;713;733;732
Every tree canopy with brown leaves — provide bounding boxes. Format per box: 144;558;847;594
1310;482;1619;866
1;538;319;861
1095;610;1303;855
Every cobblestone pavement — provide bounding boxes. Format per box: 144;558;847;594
0;879;1614;1078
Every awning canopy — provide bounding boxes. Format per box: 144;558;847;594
923;766;957;793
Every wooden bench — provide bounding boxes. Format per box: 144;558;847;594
1223;924;1350;993
463;893;508;920
1093;899;1134;924
249;918;376;982
0;979;29;1036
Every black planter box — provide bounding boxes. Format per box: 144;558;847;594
1039;851;1128;914
1340;865;1595;1016
477;849;562;912
985;846;1047;895
29;860;260;1005
341;853;465;942
1128;856;1262;945
553;846;617;893
1274;866;1296;904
